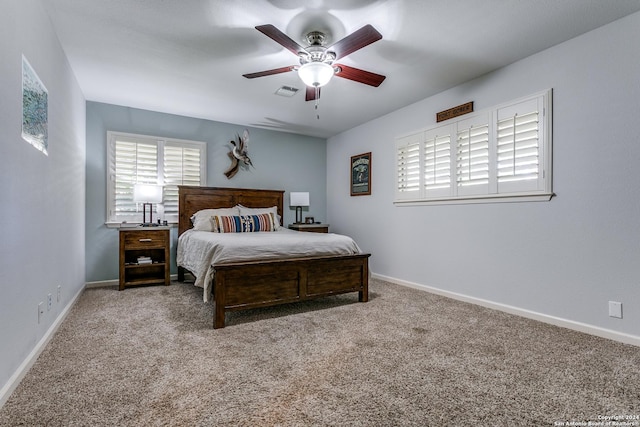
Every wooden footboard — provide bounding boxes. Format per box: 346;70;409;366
212;253;370;328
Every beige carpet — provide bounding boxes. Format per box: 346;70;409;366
1;279;639;426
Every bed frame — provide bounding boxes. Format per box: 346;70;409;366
177;186;370;328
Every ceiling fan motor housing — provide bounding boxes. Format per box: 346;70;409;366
306;31;326;46
299;31;336;66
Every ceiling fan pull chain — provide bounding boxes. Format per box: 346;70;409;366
315;86;320;120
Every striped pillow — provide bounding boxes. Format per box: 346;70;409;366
214;214;276;233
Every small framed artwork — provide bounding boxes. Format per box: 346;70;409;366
350;152;371;196
22;55;48;155
305;216;315;224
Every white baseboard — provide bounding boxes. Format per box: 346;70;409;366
372;273;640;348
0;284;85;409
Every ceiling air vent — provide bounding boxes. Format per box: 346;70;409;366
275;85;299;97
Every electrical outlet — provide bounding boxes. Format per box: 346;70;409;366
47;294;52;311
38;302;44;323
608;301;622;319
57;285;61;302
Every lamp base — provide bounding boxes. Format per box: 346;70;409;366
295;206;303;224
142;202;154;225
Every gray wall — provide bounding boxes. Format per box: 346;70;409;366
86;102;326;283
0;0;86;399
327;12;640;340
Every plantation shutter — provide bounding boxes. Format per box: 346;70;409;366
112;137;158;220
496;98;542;193
163;143;203;218
456;116;489;196
424;125;452;197
396;133;422;199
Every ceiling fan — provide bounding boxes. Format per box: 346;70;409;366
243;24;386;102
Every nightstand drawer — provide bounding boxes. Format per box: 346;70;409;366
123;230;167;249
288;224;329;233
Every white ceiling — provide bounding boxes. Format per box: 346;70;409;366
43;0;640;139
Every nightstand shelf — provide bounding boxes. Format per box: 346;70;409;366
119;227;170;290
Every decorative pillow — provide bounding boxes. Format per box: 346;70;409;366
214;214;276;233
237;205;281;229
191;207;240;231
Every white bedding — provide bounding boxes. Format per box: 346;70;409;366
177;228;362;302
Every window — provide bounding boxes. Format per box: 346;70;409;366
395;89;552;205
106;131;206;225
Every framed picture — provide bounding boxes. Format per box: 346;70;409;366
350;152;371;196
22;55;48;155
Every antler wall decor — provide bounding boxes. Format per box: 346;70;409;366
224;129;254;179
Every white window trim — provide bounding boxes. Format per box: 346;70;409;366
395;89;553;206
106;131;207;228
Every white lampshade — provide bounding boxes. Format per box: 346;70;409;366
133;184;163;203
290;192;310;207
298;62;334;87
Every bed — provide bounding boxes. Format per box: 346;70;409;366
177;186;370;328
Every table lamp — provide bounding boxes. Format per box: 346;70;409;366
290;192;309;224
133;184;163;226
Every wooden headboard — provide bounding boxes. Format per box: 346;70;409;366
178;186;285;236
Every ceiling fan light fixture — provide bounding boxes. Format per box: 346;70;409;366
298;62;334;87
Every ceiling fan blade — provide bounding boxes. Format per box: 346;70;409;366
255;24;306;56
243;66;296;79
327;24;382;60
334;64;386;87
305;86;320;101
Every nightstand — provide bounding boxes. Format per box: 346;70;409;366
288;223;329;233
119;227;170;290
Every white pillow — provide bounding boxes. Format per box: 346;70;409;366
237;205;281;229
191;207;240;231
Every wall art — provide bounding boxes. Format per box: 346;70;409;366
351;152;371;196
22;55;48;155
224;129;253;179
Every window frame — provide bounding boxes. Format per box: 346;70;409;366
106;131;207;227
395;89;552;206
